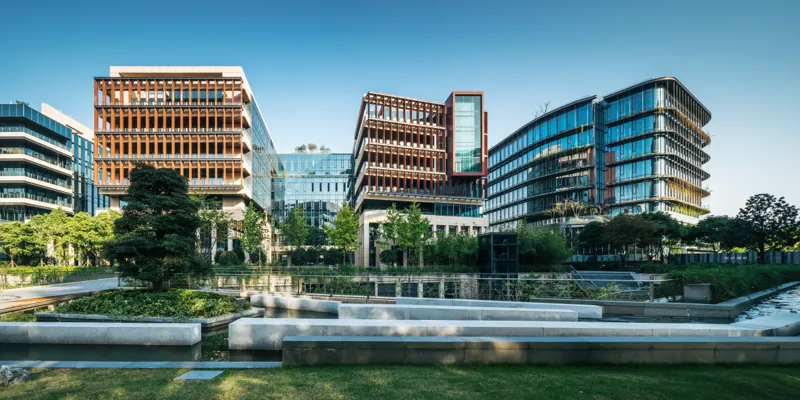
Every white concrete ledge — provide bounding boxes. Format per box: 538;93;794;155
0;322;201;346
338;304;578;321
228;313;800;350
396;297;603;319
282;336;800;366
35;308;264;331
250;295;339;314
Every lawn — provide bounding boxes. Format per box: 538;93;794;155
1;365;798;400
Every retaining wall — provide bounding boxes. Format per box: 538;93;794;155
338;304;578;321
530;281;800;320
249;294;339;314
34;308;264;331
396;297;603;319
0;322;201;346
282;336;800;366
228;313;800;350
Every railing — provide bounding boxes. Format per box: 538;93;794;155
0;126;71;151
0;192;72;208
0;148;72;170
0;170;71;189
193;271;669;302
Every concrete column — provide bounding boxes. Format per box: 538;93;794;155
439;277;445;299
417;282;423;298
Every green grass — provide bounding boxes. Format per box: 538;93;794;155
0;309;38;322
53;289;248;320
1;365;798;400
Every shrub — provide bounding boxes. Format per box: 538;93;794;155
217;251;240;266
55;289;248;319
660;264;800;303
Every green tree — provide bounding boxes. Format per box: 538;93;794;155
641;212;683;263
47;208;71;264
192;194;233;264
685;215;749;253
241;202;265;265
65;212;94;266
577;221;606;255
104;164;210;292
27;214;51;265
325;203;359;265
398;202;432;268
737;193;800;263
281;206;309;266
602;214;657;267
517;226;571;270
0;221;30;267
89;210;120;265
377;203;404;267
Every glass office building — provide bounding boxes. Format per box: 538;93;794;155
0;103;106;222
487;77;711;230
273;153;353;228
0;103;75;222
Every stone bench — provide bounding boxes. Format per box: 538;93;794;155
338;304;578;321
249;294;339;314
34;308;264;331
0;322;201;346
396;297;603;319
228;313;800;350
282;335;800;366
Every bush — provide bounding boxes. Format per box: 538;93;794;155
659;264;800;303
233;247;245;263
217;251;240;266
55;289;248;319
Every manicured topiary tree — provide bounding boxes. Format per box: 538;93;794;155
104;164;211;292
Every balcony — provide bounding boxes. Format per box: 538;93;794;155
0;148;72;176
0;127;72;155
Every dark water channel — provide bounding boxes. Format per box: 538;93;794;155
0;308;336;362
736;286;800;322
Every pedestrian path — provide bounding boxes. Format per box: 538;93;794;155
0;278;119;311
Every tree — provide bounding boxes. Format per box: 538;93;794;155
325;203;360;265
641;212;683;263
517;225;571;270
193;194;233;264
27;214;51;265
319;145;331;154
602;214;657;267
295;144;307;153
577;221;606;255
104;164;210;292
47;208;71;264
737;193;800;263
65;212;94;266
307;143;318;153
377;204;404;266
281;206;309;266
685;216;749;253
398;202;432;268
0;222;29;267
90;210;120;265
241;202;265;265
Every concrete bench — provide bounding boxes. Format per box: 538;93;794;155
396;297;603;319
338;304;578;321
228;313;800;350
282;335;800;366
250;294;339;314
0;322;201;346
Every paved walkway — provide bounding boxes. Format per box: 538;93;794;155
0;278;119;311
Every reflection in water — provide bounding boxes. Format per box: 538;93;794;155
736;286;800;322
0;307;335;362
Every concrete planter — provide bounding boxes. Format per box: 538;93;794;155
0;322;201;346
35;307;264;331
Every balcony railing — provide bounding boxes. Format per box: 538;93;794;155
0;148;72;170
0;126;71;151
0;170;71;189
0;192;71;208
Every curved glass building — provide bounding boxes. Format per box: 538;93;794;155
487;77;710;230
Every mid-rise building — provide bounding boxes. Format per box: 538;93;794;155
351;91;488;266
274;152;353;227
41;104;109;215
0;103;77;221
487;77;710;231
93;66;281;254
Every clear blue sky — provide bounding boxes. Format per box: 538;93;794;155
1;0;797;217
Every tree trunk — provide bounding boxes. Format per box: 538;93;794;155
342;250;346;266
418;246;423;268
288;247;293;267
403;250;408;268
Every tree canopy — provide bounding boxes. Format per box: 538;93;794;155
737;193;800;263
103;164;210;291
281;206;309;266
325;203;359;265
